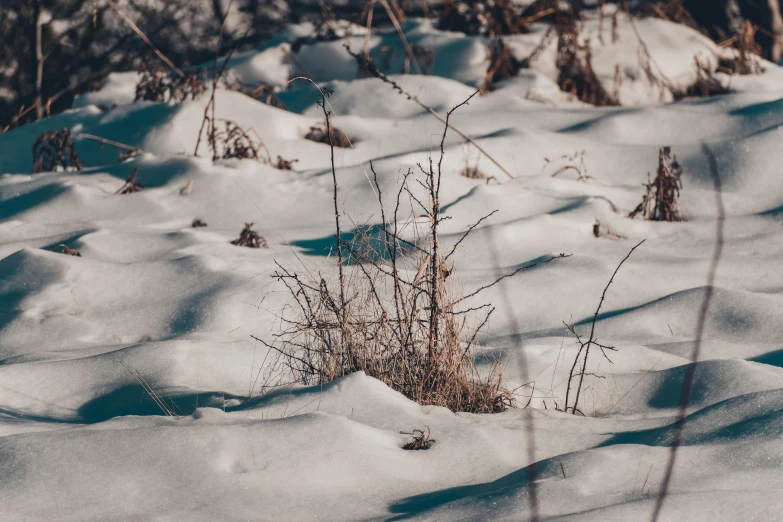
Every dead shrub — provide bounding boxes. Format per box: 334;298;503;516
562;240;644;415
231;223;268;248
556;15;619;106
192;219;208;228
134;62;205;103
629;146;683;222
274;156;299;170
260;89;568;413
33;128;83;174
481;38;521;93
116;168;144;194
401;427;436;450
305;123;351;148
51;244;81;257
207;119;267;161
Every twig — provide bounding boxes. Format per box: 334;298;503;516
565;240;645;414
75;132;146;154
104;0;186;79
378;0;422;75
345;44;514;180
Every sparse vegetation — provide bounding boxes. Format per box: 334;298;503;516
305;123;352;148
134;62;205;103
555;12;619;106
401;427;435;450
33;128;83;174
260;89;567;413
629;146;684;222
192;219;208;228
562;240;644;415
231;223;268;248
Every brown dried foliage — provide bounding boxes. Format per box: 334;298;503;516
305;123;351;148
481;38;521;93
629;147;683;222
51;244;81;257
274;156;299;170
402;427;436;450
231;223;268;248
134;62;205;103
209;120;264;161
262;90;567;413
720;21;763;76
33;129;83;174
555;14;619;106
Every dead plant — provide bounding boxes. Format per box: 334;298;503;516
51;244;81;257
720;21;763;76
274;156;299;170
546;150;607;185
675;56;731;99
207;119;270;161
401;426;436;450
555;14;619;106
305;123;352;148
460;145;485;179
116;168;144;194
231;223;268;248
258;89;568;413
629;146;683;222
134;62;205;103
32;128;83;174
481;38;521;93
192;219;208;228
562;239;645;415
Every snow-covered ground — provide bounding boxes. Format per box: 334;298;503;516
2;11;783;521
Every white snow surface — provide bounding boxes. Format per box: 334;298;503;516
3;14;783;521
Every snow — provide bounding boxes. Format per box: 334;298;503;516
2;11;783;521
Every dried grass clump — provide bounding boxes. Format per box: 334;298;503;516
51;244;81;257
231;223;268;248
305;123;351;148
402;427;436;450
262;89;567;413
116;168;144;194
134;62;205;103
33;129;83;174
555;14;619;106
629;146;683;222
